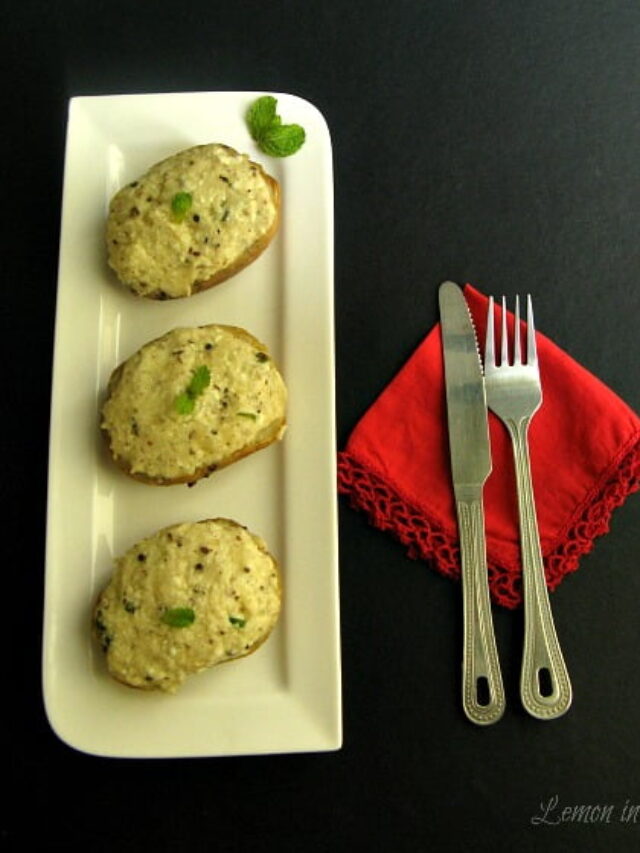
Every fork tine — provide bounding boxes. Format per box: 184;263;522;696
485;296;495;368
526;294;537;365
513;295;521;364
501;296;509;366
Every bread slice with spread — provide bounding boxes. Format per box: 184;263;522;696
93;518;282;693
106;143;280;299
101;324;286;485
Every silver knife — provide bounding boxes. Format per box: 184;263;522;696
439;281;505;725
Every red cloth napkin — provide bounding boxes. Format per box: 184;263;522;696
338;284;640;608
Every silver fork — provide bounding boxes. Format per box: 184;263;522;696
484;295;572;720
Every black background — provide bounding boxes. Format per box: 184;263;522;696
5;1;640;851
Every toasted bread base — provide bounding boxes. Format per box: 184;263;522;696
93;518;283;693
107;145;281;300
100;324;286;486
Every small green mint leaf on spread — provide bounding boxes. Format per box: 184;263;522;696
247;96;279;141
229;616;246;628
246;96;306;157
174;365;211;414
188;365;211;396
162;607;196;628
174;392;195;415
237;411;258;420
171;191;193;221
259;123;306;157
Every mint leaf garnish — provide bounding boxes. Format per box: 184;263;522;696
260;123;305;158
188;365;211;396
174;365;211;414
162;607;196;628
229;616;246;628
247;96;279;141
246;96;305;158
171;192;192;221
174;392;195;415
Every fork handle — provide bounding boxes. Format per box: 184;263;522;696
456;492;505;725
508;419;573;720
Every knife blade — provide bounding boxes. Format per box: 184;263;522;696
439;281;505;725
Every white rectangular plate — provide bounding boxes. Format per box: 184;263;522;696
43;92;341;758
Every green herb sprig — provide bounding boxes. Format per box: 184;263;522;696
174;365;211;415
246;96;306;158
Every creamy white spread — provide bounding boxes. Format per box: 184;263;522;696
106;144;278;298
101;325;287;481
95;519;282;693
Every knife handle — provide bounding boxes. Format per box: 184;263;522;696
509;419;573;720
456;495;506;725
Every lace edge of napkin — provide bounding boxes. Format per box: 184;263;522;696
337;439;640;609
